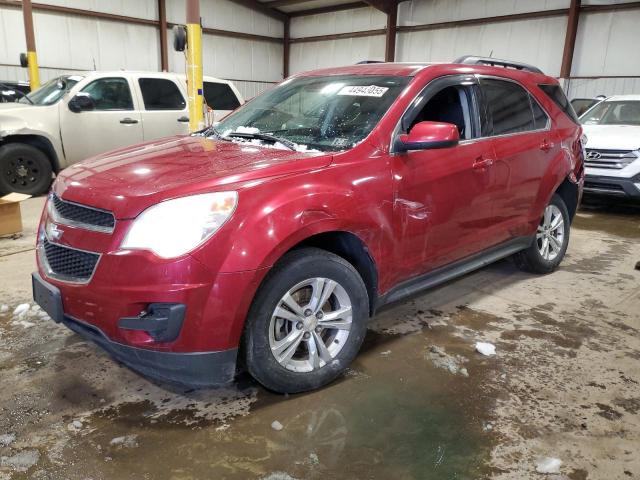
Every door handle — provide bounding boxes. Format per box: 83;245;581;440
119;117;138;125
540;139;554;152
177;116;189;123
473;156;494;170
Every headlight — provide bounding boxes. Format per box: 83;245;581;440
121;192;237;258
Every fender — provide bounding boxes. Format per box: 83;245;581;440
527;130;580;230
190;159;395;279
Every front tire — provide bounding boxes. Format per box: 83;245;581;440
244;248;369;393
514;194;570;274
0;143;53;195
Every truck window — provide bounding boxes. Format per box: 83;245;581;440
138;78;186;110
203;82;241;110
81;77;133;111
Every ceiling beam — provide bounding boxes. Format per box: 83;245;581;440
263;0;314;8
288;2;369;17
226;0;288;22
362;0;397;14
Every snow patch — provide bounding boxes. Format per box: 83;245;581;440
475;342;496;356
535;456;562;474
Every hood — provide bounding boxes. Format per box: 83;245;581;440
54;135;333;218
582;124;640;151
0;102;34;112
0;103;57;137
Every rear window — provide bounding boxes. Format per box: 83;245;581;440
481;78;536;135
138;78;186;110
203;82;241;110
539;84;580;124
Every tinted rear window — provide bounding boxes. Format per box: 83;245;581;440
481;78;535;135
539;84;580;124
138;78;186;110
203;82;241;110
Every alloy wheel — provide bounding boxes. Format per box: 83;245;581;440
536;204;565;261
268;277;353;373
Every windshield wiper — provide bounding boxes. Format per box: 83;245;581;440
226;131;297;151
197;125;230;140
0;83;33;105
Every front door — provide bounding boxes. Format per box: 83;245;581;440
391;76;500;281
60;76;143;165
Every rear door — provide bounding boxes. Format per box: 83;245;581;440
479;77;555;240
392;75;501;279
59;76;143;164
203;80;242;121
136;77;190;140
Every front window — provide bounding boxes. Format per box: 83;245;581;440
214;75;410;152
19;75;82;106
581;100;640;126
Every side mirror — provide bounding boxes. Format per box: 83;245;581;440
396;121;460;152
68;93;95;113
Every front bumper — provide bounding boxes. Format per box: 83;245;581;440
32;272;237;387
583;173;640;200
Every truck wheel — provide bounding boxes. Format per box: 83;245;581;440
0;143;53;195
514;194;570;274
244;248;369;393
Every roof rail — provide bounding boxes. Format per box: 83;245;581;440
454;55;543;74
356;60;385;64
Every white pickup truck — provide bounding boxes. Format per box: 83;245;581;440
0;71;244;195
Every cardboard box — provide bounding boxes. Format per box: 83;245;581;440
0;193;32;236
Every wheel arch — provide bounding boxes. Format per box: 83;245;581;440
0;134;62;173
553;176;580;222
285;231;379;316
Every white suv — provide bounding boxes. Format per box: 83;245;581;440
0;71;243;195
580;95;640;202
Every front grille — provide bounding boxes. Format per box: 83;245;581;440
42;238;100;282
51;194;115;232
585;149;637;170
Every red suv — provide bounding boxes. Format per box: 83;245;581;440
32;57;584;393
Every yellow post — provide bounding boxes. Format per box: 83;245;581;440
26;51;40;90
186;0;204;132
22;0;40;90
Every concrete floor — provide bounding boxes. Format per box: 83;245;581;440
0;196;638;480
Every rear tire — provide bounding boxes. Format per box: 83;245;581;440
514;194;570;274
243;248;368;393
0;143;52;195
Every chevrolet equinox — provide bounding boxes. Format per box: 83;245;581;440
32;57;585;393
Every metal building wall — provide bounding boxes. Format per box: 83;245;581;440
289;0;639;100
166;0;283;98
565;3;640;98
0;2;160;82
0;0;281;98
289;6;385;73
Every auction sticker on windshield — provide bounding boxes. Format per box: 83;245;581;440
338;85;389;97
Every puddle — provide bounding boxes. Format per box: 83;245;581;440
574;204;640;239
38;329;496;480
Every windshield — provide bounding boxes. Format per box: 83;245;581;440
581;100;640;126
215;75;410;152
19;75;82;106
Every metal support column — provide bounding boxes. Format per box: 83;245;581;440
186;0;204;132
22;0;40;90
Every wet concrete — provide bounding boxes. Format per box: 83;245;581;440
0;197;639;479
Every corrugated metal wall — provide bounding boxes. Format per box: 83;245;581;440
289;0;640;99
1;0;638;100
566;4;640;98
0;0;279;99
